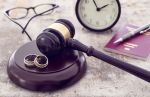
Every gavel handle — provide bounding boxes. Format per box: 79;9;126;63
67;38;150;83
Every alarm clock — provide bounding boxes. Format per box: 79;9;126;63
75;0;121;32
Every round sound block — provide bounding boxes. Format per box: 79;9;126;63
7;41;87;91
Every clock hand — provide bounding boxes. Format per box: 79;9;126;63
92;0;99;11
98;4;109;11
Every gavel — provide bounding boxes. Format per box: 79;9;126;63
36;19;150;83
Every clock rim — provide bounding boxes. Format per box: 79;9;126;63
75;0;121;32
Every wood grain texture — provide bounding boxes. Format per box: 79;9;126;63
1;0;150;97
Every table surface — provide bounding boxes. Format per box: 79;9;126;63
1;0;150;97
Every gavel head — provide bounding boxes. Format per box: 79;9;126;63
36;19;75;57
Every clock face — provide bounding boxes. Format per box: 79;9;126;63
76;0;121;31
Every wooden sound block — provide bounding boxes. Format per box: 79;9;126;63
7;41;87;91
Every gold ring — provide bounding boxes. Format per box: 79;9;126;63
24;54;37;68
34;55;48;69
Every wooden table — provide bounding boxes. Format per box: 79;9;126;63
0;0;150;97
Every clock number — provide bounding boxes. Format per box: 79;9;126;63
110;0;115;5
90;19;92;23
110;15;114;20
83;14;87;18
96;21;99;26
81;6;85;11
85;0;89;4
112;8;116;13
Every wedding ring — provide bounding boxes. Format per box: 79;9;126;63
24;54;37;68
34;55;48;69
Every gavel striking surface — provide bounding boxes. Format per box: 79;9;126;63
7;41;87;91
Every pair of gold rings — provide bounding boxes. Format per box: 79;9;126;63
24;54;48;69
